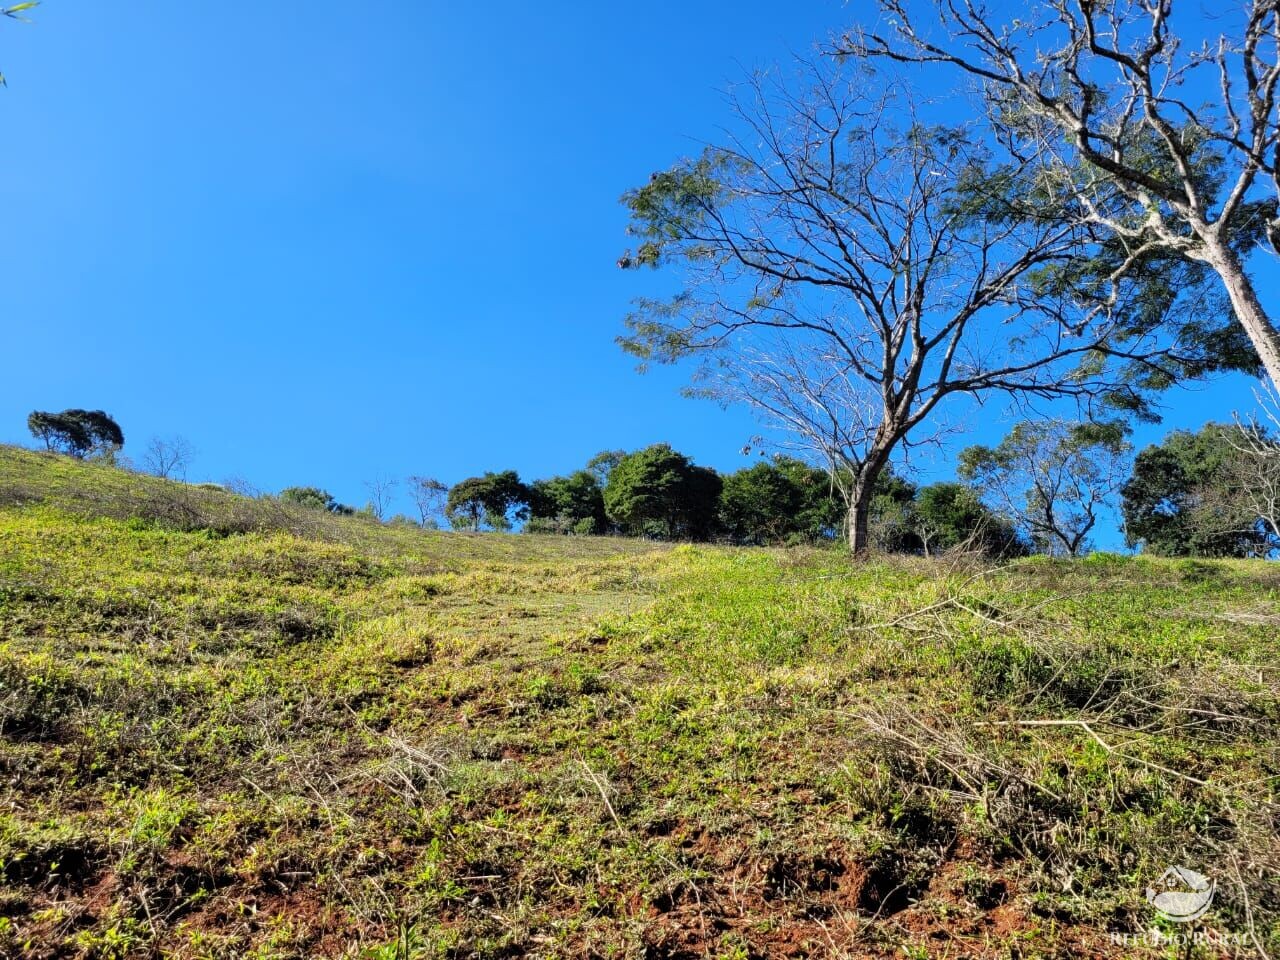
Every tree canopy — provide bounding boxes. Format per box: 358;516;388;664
1121;423;1279;557
603;444;721;540
719;457;841;545
912;483;1028;559
960;421;1132;557
852;0;1280;390
27;409;124;459
526;471;608;535
446;471;530;532
279;486;354;515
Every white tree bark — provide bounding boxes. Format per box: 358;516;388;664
1203;241;1280;389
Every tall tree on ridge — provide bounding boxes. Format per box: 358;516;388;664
619;60;1194;554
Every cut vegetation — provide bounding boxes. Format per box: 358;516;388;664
1;447;1278;958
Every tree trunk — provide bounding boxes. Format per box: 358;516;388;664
848;493;872;556
1205;240;1280;390
847;468;882;557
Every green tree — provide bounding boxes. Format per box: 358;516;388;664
960;421;1133;557
585;450;626;486
719;461;804;545
603;444;721;540
1121;424;1277;557
27;409;124;459
446;471;529;532
719;457;841;545
279;486;354;515
526;470;608;535
913;483;1027;559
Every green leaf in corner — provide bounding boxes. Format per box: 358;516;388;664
1;1;40;21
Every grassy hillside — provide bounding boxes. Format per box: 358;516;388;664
1;446;1278;958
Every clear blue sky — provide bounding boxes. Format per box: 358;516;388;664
0;2;1262;545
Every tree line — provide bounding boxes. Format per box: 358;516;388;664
25;399;1280;559
299;425;1280;559
397;443;1032;556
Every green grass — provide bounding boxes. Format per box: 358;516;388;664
1;446;1278;958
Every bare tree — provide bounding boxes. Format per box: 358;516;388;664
958;420;1132;557
1228;383;1280;541
713;339;955;548
620;62;1182;554
363;476;397;522
222;475;261;498
142;435;195;481
407;475;449;528
851;0;1280;389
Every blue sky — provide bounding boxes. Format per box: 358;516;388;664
0;2;1263;546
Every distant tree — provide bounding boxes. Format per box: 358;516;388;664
27;409;124;459
866;469;921;553
280;486;328;510
527;470;608;535
603;444;721;540
783;458;846;542
28;411;86;454
719;457;840;545
1226;386;1280;544
363;476;398;522
585;450;627;486
446;471;530;532
279;486;354;515
142;435;195;480
960;421;1132;557
913;483;1028;559
407;476;449;529
720;460;804;545
1122;424;1278;557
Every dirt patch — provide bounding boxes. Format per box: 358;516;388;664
629;831;1140;959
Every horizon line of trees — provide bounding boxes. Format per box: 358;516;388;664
296;443;1033;558
285;421;1280;560
24;406;1280;559
17;2;1280;565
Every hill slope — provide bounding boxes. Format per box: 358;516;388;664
1;447;1278;958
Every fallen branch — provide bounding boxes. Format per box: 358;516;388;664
975;718;1209;787
578;759;623;830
